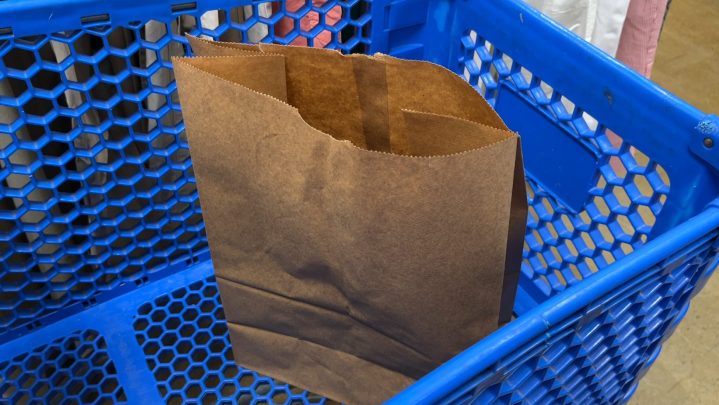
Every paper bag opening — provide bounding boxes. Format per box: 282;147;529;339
182;36;513;156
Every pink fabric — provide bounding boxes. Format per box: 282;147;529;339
615;0;668;77
274;0;342;48
608;1;668;170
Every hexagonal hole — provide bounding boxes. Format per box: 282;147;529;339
191;332;211;347
191;348;208;362
162;300;184;314
98;54;128;76
107;26;137;50
581;230;600;256
184;382;201;399
74;33;105;57
637;205;656;227
204;373;220;389
206;354;224;371
0;105;21;125
31;381;50;397
91;352;109;367
188;365;205;380
150;133;176;149
255;381;272;395
90;82;118;102
5;173;31;189
567;263;583;283
186;293;201;306
47;391;64;403
150;67;173;87
199;12;221;30
64;61;96;83
161;332;178;346
151;310;167;323
272;389;289;404
171;287;187;299
151;295;175;311
24;97;54;117
147;325;163;339
596;223;615;244
619;242;633;255
112;100;140;119
3;48;35;71
119;73;149;95
611;186;631;208
193;316;214;332
4;76;29;99
143;20;168;42
154;366;171;381
101;378;119;394
173;357;190;371
608;155;628;179
199;301;214;313
30;69;63;91
48;115;73;134
210;323;227;339
7;147;38;166
169;148;190;165
239;373;256;387
18;373;36;389
40;39;72;64
551;269;567;287
544;222;559;242
0;132;12;150
67;380;84;395
202;285;218;297
104;361;118;375
176;340;192;354
203;336;225;353
145;92;168;112
170;375;186;390
51;368;70;386
179;323;196;337
562;239;578;258
71;360;90;376
220;382;237;396
157;348;174;363
632;174;653;198
223;363;239;378
601;249;616;265
591;196;611;219
22;354;42;370
557;214;575;237
41;141;70;158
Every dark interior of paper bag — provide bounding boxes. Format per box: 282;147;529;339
181;43;513;156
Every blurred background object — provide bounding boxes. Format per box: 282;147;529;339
632;0;719;401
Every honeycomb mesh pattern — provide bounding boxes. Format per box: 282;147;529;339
459;30;671;300
132;276;333;404
445;232;719;404
0;0;372;333
0;329;126;404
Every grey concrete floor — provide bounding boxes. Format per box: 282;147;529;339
632;0;719;403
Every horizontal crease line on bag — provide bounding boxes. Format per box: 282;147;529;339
172;57;517;159
216;274;433;363
226;319;422;384
226;320;416;380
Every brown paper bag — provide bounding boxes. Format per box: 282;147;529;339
173;37;527;404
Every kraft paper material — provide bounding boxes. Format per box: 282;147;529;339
173;36;527;404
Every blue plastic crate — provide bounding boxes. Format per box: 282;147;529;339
0;0;718;403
